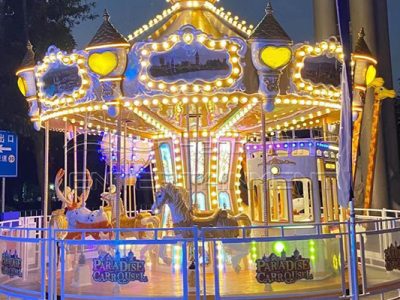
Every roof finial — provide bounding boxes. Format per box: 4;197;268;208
26;40;33;51
358;27;365;38
266;2;273;15
103;9;110;22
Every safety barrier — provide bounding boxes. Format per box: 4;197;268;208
0;209;399;299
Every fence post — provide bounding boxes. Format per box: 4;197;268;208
359;234;367;294
213;241;220;299
201;228;207;300
182;241;188;298
47;226;54;300
339;236;346;297
193;226;200;300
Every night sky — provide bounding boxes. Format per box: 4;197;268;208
71;0;400;89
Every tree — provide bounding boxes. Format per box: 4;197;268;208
0;0;97;211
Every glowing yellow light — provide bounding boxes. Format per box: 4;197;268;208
88;51;118;76
260;46;292;69
17;77;27;96
274;242;285;253
366;65;377;87
183;33;194;44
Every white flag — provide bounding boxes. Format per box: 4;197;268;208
337;65;352;207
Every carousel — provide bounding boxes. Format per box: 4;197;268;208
6;0;400;299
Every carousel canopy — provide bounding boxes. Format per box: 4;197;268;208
15;0;374;139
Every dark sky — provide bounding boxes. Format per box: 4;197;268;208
72;0;400;88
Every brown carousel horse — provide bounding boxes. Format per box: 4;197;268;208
151;183;252;238
100;186;160;239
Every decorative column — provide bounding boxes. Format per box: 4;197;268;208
16;41;40;130
86;9;130;229
249;3;292;223
351;28;377;207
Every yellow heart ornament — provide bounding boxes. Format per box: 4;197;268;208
17;77;27;96
365;65;377;87
260;46;292;70
88;51;118;76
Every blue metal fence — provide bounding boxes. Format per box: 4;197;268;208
0;214;399;299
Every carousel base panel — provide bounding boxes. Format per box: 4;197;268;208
1;265;399;299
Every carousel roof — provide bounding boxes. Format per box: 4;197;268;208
17;0;353;139
86;10;129;50
354;27;373;57
249;3;291;42
19;40;35;69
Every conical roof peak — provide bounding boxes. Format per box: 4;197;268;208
19;40;35;69
354;27;373;57
249;2;291;42
86;9;129;50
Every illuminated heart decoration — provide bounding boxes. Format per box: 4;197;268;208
365;65;377;87
260;46;292;70
17;77;27;96
88;51;118;76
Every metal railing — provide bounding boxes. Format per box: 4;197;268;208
0;209;399;299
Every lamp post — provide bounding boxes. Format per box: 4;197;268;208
249;3;292;224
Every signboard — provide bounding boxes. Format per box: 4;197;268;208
0;131;17;177
42;63;82;98
1;250;22;278
301;55;342;87
255;250;313;284
92;251;148;284
384;242;400;271
35;46;90;105
129;25;246;95
149;46;231;82
292;39;343;100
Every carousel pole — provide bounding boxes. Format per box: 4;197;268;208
128;181;132;217
115;106;122;233
123;122;127;213
64;121;68;205
133;179;137;214
186;104;193;209
261;103;268;224
73;126;78;203
102;164;107;206
82;115;88;205
149;159;156;204
194;105;199;208
109;133;113;187
43;121;49;228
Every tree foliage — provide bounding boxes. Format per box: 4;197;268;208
0;0;97;209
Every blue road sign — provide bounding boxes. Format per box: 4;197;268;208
0;131;18;177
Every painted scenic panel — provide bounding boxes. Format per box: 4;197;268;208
149;43;231;83
42;63;82;98
301;55;342;87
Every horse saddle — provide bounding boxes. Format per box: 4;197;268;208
192;209;229;226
